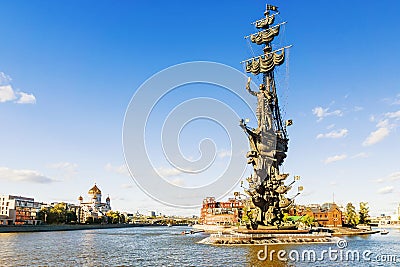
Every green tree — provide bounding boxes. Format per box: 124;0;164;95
359;202;370;224
50;203;67;224
37;207;49;223
66;210;77;223
300;215;315;227
241;207;256;224
346;202;359;226
106;210;124;224
282;213;289;223
43;203;78;224
120;214;126;224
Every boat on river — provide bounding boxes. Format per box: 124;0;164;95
380;229;389;235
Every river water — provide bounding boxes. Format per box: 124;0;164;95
0;226;399;266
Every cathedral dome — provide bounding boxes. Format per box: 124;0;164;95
88;184;101;195
78;196;83;201
106;196;110;202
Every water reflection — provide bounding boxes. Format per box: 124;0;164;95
246;244;291;267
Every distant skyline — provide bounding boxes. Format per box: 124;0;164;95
0;1;399;217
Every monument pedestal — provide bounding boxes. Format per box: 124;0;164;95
199;230;335;245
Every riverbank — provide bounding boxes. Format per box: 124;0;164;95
0;223;165;233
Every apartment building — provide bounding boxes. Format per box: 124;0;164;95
0;195;42;225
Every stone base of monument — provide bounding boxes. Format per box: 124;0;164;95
240;224;298;231
198;228;337;245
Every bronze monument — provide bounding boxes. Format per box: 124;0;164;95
240;3;300;229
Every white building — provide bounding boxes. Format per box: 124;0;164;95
0;195;42;225
77;184;111;223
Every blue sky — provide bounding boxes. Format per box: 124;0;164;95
1;1;400;217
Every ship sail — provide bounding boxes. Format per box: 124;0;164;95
250;25;280;45
255;15;275;29
245;49;285;75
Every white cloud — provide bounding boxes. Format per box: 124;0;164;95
312;106;343;122
385;110;400;120
156;166;182;177
105;163;130;176
317;128;348;139
354;106;364;112
351;152;369;159
324;154;347;164
363;110;400;146
168;178;186;187
376;119;390;128
362;127;390;146
0;72;12;85
389;172;400;181
326;124;335;130
0;166;57;184
374;172;400;184
0;71;36;104
377;186;394;195
0;85;17;102
16;92;36;104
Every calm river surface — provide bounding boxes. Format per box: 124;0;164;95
1;226;399;266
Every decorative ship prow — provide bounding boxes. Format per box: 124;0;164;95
239;3;300;229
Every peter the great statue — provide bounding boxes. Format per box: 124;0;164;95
239;4;300;229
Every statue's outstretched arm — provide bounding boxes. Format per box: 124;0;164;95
239;119;246;131
246;77;257;96
240;119;259;139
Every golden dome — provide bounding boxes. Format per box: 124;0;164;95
78;196;83;201
88;184;102;195
106;196;110;201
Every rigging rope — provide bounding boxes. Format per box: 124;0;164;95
246;38;262;85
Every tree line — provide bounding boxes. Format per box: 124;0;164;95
37;203;125;224
345;202;370;226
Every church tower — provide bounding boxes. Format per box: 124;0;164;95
88;184;102;204
106;195;111;210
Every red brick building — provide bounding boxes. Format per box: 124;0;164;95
200;197;244;226
290;203;343;227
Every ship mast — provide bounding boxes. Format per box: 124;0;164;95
245;3;290;140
